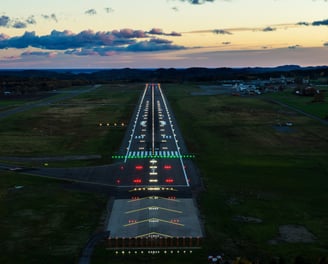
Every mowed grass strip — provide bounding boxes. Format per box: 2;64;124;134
0;83;143;263
269;89;328;119
0;84;141;158
0;171;106;264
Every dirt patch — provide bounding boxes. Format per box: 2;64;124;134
269;225;316;244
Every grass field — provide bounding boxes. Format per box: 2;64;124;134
0;84;141;161
268;88;328;119
0;171;106;264
165;84;328;262
0;82;327;263
0;83;140;263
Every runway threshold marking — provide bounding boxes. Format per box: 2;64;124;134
124;218;184;227
128;196;180;203
125;206;183;214
135;232;173;238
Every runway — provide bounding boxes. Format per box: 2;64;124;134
106;83;203;249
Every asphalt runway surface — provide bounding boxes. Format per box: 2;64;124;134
106;83;203;242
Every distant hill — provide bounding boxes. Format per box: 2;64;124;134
0;65;327;88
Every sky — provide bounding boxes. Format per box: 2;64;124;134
0;0;328;68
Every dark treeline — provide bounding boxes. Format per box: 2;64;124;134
1;65;328;95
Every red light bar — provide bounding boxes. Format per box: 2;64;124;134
163;165;172;170
133;178;142;184
165;178;174;184
135;165;144;170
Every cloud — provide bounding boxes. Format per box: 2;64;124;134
42;14;58;23
170;31;182;36
148;28;182;36
188;24;283;35
0;29;186;56
64;47;117;57
12;21;27;29
21;51;57;58
64;37;185;56
178;0;216;4
0;29;142;50
112;28;148;38
105;7;114;13
65;48;99;56
222;42;231;45
312;19;328;26
213;29;232;35
126;39;186;52
26;16;36;25
297;21;310;26
0;14;58;29
65;39;185;56
50;14;58;22
149;28;165;35
324;42;328;46
0;16;10;27
172;6;179;11
262;26;276;32
148;38;172;44
288;45;301;49
0;15;35;29
85;9;97;15
3;55;21;61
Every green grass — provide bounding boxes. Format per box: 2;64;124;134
269;89;328;119
0;171;106;264
0;84;141;158
169;88;328;262
0;100;27;107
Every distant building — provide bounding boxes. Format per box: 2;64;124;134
234;83;261;94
